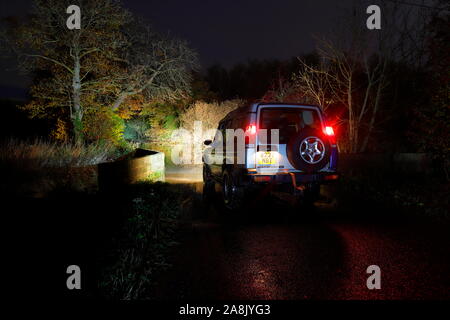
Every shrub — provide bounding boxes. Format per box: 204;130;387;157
82;108;126;146
143;103;182;143
123;118;151;144
179;99;243;142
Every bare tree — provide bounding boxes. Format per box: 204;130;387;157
261;73;297;102
292;0;428;152
357;0;435;152
110;22;198;111
2;0;197;143
6;0;131;142
292;58;334;111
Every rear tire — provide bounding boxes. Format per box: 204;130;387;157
202;165;215;202
222;171;244;211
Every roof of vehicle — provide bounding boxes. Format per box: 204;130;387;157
255;102;322;112
221;102;322;123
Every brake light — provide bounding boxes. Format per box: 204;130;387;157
324;126;335;136
245;124;257;135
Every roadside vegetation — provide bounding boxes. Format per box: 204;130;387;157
0;138;119;167
337;171;449;221
0;138;125;196
179;99;243;144
98;182;194;299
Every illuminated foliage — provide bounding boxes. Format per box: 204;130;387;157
3;0;197;144
50;118;70;142
82;107;125;146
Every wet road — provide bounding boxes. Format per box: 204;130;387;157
153;174;450;300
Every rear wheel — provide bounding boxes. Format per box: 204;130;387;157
202;165;215;201
222;171;244;211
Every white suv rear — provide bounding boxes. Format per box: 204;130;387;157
203;103;339;210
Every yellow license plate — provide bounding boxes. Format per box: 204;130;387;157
257;151;278;165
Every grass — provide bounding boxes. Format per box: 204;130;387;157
98;182;193;299
145;170;165;182
0;138;119;168
0;138;126;196
336;172;450;221
0;137;190;299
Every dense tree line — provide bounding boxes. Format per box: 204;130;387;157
200;1;448;174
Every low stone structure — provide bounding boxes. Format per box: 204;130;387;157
98;149;165;191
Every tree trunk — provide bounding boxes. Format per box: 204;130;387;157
360;58;388;153
71;55;83;143
347;76;359;153
360;77;383;152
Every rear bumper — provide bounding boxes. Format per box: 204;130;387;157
249;172;339;185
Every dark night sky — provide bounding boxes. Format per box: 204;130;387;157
0;0;358;92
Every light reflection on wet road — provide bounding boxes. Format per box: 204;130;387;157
153;169;450;300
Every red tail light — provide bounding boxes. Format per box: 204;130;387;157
245;124;257;135
324;126;335;136
324;126;336;144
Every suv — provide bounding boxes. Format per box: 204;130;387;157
202;102;338;210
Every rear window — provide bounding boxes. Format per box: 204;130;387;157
259;107;321;143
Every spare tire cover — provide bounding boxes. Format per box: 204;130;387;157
286;128;330;172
